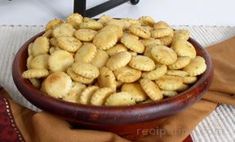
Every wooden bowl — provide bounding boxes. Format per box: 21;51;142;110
12;32;213;140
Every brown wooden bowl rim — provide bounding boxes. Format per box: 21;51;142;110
12;31;213;124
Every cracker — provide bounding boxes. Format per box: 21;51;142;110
48;50;74;72
31;37;50;56
129;25;151;39
79;21;103;30
72;62;99;78
153;21;170;29
49;38;58;47
176;84;189;92
159;35;173;46
90;88;114;106
27;43;33;56
139;78;163;101
66;13;83;29
29;54;49;69
183;56;207;76
74;29;97;41
29;78;41;88
106;51;131;70
143;46;154;59
79;86;99;104
120;34;145;53
43;72;72;98
62;82;86;103
52;23;75;37
171;39;196;59
74;43;97;63
142;64;167;80
42;30;52;38
49;47;60;54
93;30;118;50
67;67;94;84
168;56;191;69
121;83;147;102
105;92;136;106
101;25;123;39
173;29;190;41
138;16;155;26
107;19;126;29
114;66;142;83
97;15;113;25
26;56;33;69
156;75;184;91
98;67;116;90
22;69;49;79
183;76;197;84
151;27;173;38
57;36;82;52
141;38;162;48
91;49;109;68
166;70;189;77
129;55;155;71
106;44;127;56
151;45;177;65
46;19;63;30
162;90;178;97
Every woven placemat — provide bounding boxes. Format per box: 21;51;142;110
0;25;234;142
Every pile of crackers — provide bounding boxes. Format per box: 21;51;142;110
22;14;207;106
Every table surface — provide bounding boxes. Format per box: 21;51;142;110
0;25;234;142
1;0;235;26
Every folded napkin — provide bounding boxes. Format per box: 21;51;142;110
1;36;235;142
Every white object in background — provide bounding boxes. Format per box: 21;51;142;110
0;0;235;26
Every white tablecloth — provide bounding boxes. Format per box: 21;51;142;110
0;25;234;142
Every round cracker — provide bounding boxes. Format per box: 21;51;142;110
93;30;118;50
142;64;167;80
129;25;151;39
121;83;147;102
114;66;141;83
75;43;97;63
74;29;97;41
106;44;127;56
106;51;131;70
44;72;72;98
67;68;94;84
98;67;116;91
66;13;83;29
91;49;109;68
79;21;103;30
151;45;177;65
72;62;99;78
171;39;196;59
29;54;49;69
139;78;163;101
48;50;74;72
183;56;207;76
79;86;99;104
156;75;184;91
168;56;191;69
57;36;82;52
31;37;50;56
105;92;136;106
22;69;49;79
129;55;155;71
90;88;114;106
62;82;86;103
121;34;145;53
52;23;75;37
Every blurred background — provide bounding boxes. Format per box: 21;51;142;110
0;0;235;26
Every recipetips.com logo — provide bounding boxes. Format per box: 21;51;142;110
136;127;224;137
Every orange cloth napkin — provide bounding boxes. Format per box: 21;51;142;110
1;36;235;142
